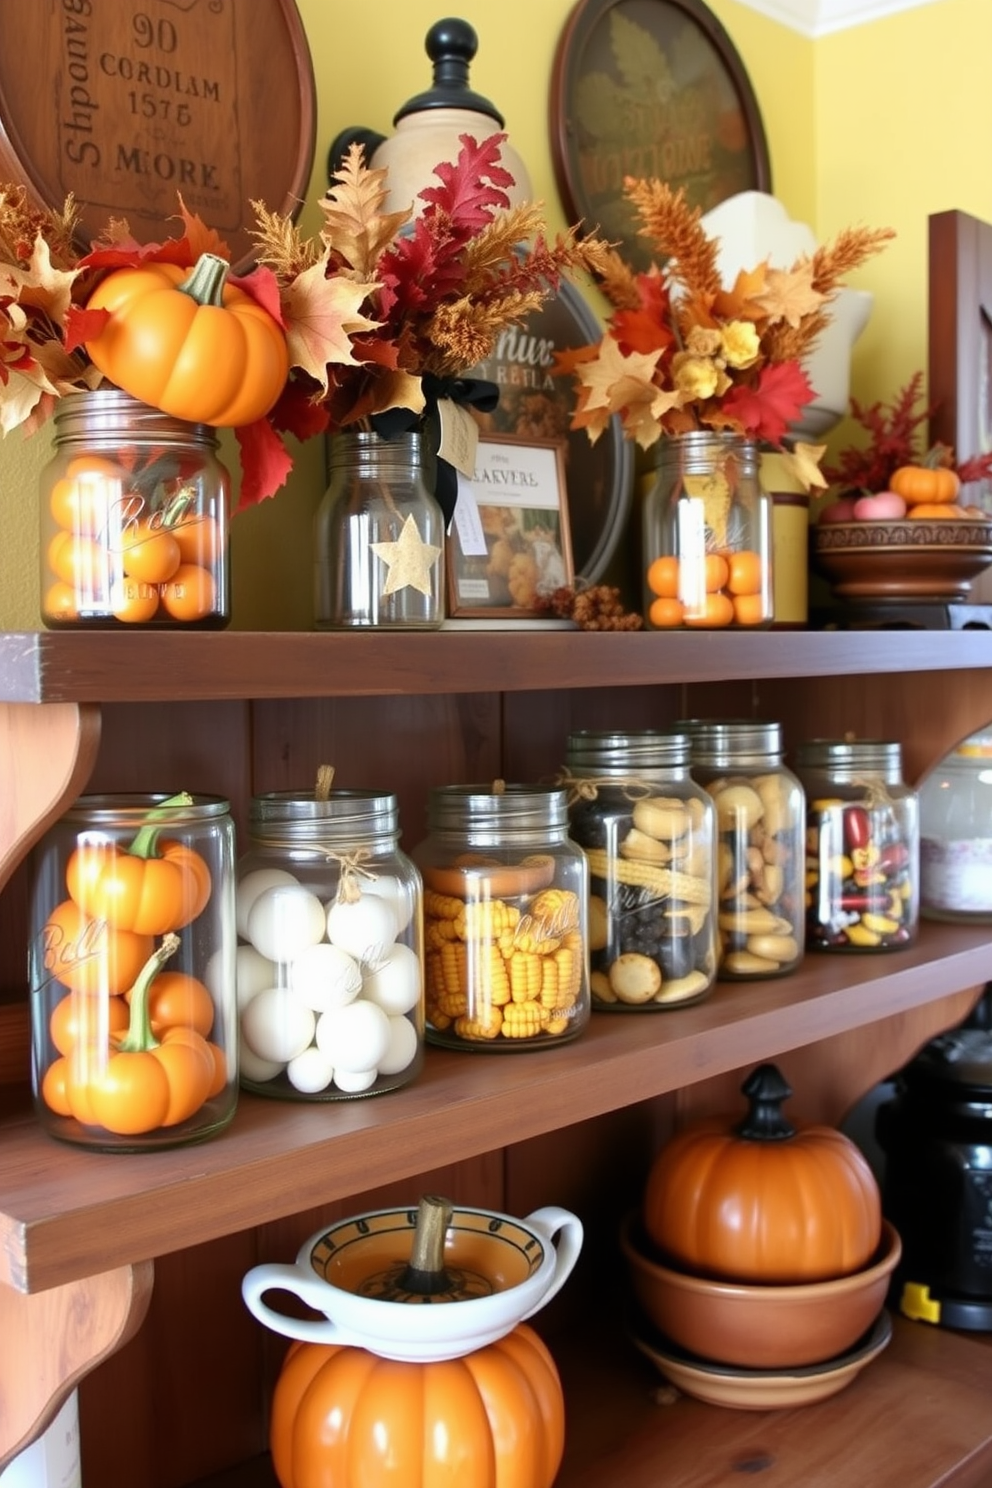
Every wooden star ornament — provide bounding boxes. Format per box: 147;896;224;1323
371;515;442;598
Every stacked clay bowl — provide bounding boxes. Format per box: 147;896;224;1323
811;514;992;601
622;1063;901;1402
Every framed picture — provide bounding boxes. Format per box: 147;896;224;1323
549;0;772;275
447;436;574;618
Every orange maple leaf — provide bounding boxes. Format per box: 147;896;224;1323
281;252;381;390
753;262;825;329
712;263;768;322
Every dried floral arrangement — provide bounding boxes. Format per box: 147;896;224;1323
0;135;602;508
557;177;894;487
820;370;992;495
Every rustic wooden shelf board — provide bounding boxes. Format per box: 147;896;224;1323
2;922;990;1295
1;629;991;702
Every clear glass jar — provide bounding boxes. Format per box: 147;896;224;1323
413;783;590;1050
563;729;717;1009
236;789;424;1099
919;728;992;923
794;739;920;951
679;720;806;978
39;389;230;629
28;793;238;1151
642;432;773;630
314;429;445;629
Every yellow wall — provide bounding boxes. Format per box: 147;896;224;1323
0;0;984;631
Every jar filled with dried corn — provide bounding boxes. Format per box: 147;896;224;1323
679;720;806;979
793;738;919;952
562;730;717;1010
413;782;590;1050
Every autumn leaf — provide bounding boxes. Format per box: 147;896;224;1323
280;251;381;388
6;234;80;325
174;194;232;262
63;304;108;354
321;142;412;276
781;440;828;491
611;270;677;355
721;360;815;444
753;262;826;329
574;336;663;415
713;263;769;322
418;132;514;233
229;264;285;325
234;417;294;509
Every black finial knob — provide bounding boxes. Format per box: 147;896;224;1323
393;16;504;126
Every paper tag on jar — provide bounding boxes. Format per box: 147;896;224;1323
436;399;479;477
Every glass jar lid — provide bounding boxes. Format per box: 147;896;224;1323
427;782;568;833
249;789;400;844
677;719;782;768
794;739;902;782
52;388;217;447
565;729;691;772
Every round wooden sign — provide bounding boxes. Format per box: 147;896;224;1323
0;0;316;271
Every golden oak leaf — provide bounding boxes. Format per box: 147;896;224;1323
713;263;768;322
357;369;426;421
321;142;413;277
621;386;681;448
3;236;80;325
281;251;381;390
575;336;662;415
780;440;828;491
753;262;826;329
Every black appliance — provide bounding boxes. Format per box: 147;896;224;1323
876;985;992;1330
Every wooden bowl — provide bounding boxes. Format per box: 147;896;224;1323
620;1211;901;1370
811;518;992;600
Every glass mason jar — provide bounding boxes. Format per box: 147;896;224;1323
679;720;806;979
28;793;238;1151
39;389;230;629
236;789;424;1099
642;431;773;630
919;729;992;923
314;429;445;629
794;739;920;952
413;783;590;1050
563;729;717;1009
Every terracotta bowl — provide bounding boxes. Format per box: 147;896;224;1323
811;517;992;601
620;1210;901;1370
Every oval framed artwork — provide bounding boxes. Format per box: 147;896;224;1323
549;0;771;274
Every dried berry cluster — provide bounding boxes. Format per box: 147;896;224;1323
542;584;644;631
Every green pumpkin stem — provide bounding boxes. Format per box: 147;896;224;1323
178;252;231;308
128;791;194;859
115;933;180;1053
734;1062;796;1142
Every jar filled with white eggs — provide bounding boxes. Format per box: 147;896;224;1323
413;782;591;1050
236;789;424;1100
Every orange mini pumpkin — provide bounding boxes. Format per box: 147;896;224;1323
269;1324;565;1488
890;463;961;506
643;1063;882;1284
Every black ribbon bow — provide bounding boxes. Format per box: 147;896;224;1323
370;373;500;527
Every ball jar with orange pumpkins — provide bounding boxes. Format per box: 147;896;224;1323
28;792;238;1150
39;390;231;629
642;432;773;629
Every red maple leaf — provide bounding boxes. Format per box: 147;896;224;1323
234;418;294;510
418;132;513;231
62;304;109;354
611;274;676;356
722;361;815;444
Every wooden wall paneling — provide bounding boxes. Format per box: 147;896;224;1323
250;694;504;851
501;683;688;785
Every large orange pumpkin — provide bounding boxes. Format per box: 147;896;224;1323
643;1064;882;1284
269;1324;565;1488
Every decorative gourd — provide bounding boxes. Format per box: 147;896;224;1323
890;462;961;506
84;253;289;427
642;1063;883;1284
268;1323;566;1488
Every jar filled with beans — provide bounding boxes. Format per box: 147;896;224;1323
679;720;806;979
793;739;919;952
563;729;717;1009
413;783;590;1050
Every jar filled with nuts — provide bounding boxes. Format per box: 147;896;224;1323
414;782;590;1050
793;739;919;952
679;720;806;979
562;730;717;1010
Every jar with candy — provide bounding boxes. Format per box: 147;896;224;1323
642;431;773;630
562;729;717;1009
39;389;230;629
29;792;238;1150
679;720;805;978
794;739;919;951
413;782;590;1049
919;729;992;923
236;778;424;1099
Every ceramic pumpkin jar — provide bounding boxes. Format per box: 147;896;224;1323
643;1063;883;1284
269;1323;565;1488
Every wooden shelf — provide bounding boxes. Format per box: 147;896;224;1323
3;920;991;1296
2;627;992;703
187;1313;992;1488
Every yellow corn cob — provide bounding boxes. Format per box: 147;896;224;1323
424;889;464;922
454;1006;503;1040
501;1001;544;1038
543;1013;571;1036
582;848;711;907
457;900;520;941
507;923;561;955
472;942;511;1006
529;888;581;933
425;917;461;949
508;948;543;1003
